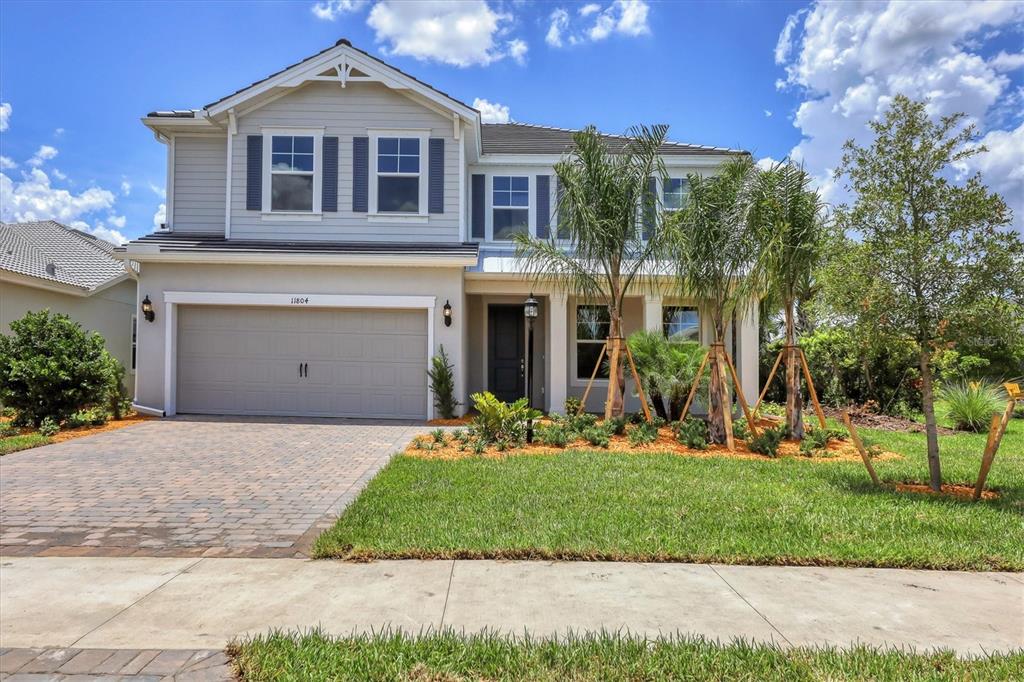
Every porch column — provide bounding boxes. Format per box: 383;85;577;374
547;293;568;414
737;299;760;402
643;295;662;333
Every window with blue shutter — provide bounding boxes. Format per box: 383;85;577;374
536;175;551;239
352;136;369;212
322;136;338;212
471;174;485;239
246;135;262;211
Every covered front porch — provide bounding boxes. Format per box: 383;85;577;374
462;276;759;415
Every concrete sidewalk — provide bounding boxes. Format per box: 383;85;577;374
1;557;1021;655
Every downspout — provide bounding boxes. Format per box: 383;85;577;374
225;109;236;239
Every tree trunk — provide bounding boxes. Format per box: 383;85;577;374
708;345;731;444
649;387;669;421
784;301;805;439
919;348;942;492
606;310;626;418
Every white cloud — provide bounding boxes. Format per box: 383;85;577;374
51;168;67;181
774;0;1024;230
990;50;1024;72
27;145;58;167
507;38;528;65
547;1;650;48
473;97;511;123
0;168;116;225
311;0;367;21
152;203;166;230
106;214;127;229
0;156;16;170
956;122;1024;233
71;220;127;246
756;156;779;171
120;180;132;196
53;127;65;137
764;109;773;118
366;1;526;67
148;182;167;199
0;102;10;132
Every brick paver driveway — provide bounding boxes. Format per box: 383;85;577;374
0;416;426;558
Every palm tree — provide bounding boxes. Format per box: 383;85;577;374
667;156;771;444
515;124;670;417
751;161;827;439
627;330;707;420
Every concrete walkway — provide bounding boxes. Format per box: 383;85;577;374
2;557;1021;656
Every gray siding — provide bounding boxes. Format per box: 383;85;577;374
172;136;226;234
231;82;460;242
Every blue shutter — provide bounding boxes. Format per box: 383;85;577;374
321;136;339;212
352;136;369;213
555;176;569;239
428;138;444;214
246;136;262;211
471;174;485;239
536;175;551;239
642;176;657;240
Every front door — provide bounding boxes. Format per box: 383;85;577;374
488;305;525;403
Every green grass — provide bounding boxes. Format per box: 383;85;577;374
314;419;1023;570
232;629;1024;681
0;432;51;455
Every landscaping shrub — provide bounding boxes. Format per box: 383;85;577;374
627;421;659;446
427;345;460;419
430;428;446;444
537;423;570;448
565;411;598;434
749;425;786;457
799;426;846;457
564;396;583;415
732;418;750;441
605;415;629;436
938;380;1006;432
0;422;18;438
470;392;541;447
626;331;708;421
451;429;470;444
0;310;122;426
66;407;108;429
583;426;610;448
676;417;709;450
38;416;60;437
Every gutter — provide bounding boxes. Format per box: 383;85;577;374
131;403;165;418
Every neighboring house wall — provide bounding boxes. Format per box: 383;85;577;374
133;262;464;413
227;82;461;242
172;135;227;234
0;279;138;395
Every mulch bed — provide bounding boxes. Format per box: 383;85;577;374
1;412;153;446
822;405;957;435
894;482;998;501
406;426;902;464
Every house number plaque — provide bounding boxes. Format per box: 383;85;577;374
290;296;310;305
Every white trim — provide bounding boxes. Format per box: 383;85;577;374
368;130;429;217
459;133;467;241
487;173;533;242
161;292;437;420
224;110;235;238
122;251;477;267
261;128;323;215
367;213;428;224
475;153;737;167
260;212;323;222
166;137;175;230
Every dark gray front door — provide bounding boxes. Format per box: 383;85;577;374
488;305;524;403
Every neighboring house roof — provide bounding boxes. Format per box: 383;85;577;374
481;122;747;156
0;221;130;293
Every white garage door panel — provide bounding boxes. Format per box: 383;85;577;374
176;306;427;419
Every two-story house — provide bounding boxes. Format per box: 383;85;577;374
119;39;758;420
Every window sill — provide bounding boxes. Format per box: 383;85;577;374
367;213;428;224
260;212;323;222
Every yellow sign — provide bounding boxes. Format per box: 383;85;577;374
1005;383;1021;400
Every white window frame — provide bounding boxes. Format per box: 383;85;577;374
572;304;611;383
368;129;429;220
491;174;531;242
663;177;688;212
130;313;137;373
261;127;324;220
662;305;700;343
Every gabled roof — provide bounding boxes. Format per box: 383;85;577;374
0;221;131;293
481;123;747;156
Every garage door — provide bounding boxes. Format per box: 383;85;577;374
176;306;427;419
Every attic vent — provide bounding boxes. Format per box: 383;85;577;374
45;262;57;276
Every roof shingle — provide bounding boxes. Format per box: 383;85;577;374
0;221;129;291
480;122;747;156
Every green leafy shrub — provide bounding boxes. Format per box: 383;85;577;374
627;421;659;446
38;416;60;437
627;330;709;421
0;422;18;438
564;396;583;415
66;407;108;429
430;428;446;444
1014;404;1023;420
0;310;122;426
749;425;786;457
471;438;486;455
470;392;541;447
537;424;570;448
411;437;425;450
452;429;470;444
676;417;709;450
565;412;598;434
732;418;750;441
938;380;1006;432
604;416;628;436
583;426;610;448
427;345;460;419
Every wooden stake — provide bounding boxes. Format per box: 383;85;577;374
752;349;784;417
577;341;607;416
679;349;710;422
624;342;653;423
715;345;736;451
723;348;760;437
842;410;881;487
974;400;1015;500
604;337;622;419
798;348;828;430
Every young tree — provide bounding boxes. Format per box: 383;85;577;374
752;161;828;439
832;95;1023;491
515;124;670;417
669;156;771;444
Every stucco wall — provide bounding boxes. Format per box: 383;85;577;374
0;279;138;395
133;262;465;415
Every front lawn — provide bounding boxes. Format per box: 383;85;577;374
231;630;1024;681
314;419;1024;570
0;432;51;455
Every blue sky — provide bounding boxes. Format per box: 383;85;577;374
1;1;1022;242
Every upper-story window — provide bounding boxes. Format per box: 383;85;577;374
377;137;420;213
664;178;689;211
663;306;699;342
493;176;529;240
271;135;315;212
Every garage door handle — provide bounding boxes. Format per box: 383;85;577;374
298;362;302;378
303;362;308;377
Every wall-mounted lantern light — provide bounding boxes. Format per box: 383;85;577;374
141;295;155;323
442;300;453;327
523;294;539;321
